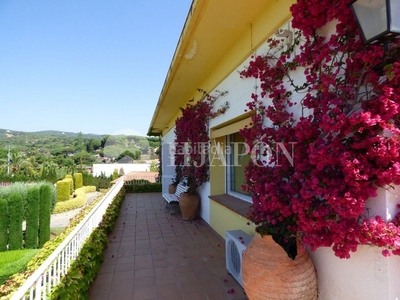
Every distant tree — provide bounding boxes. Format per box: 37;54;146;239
112;169;119;180
7;150;35;176
40;159;58;182
85;138;101;153
116;149;141;162
138;139;150;154
149;161;159;172
74;132;85;151
73;150;93;167
100;135;110;148
0;148;8;161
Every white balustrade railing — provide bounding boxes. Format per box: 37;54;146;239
10;178;124;300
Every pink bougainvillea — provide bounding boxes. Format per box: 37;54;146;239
240;0;400;258
174;90;228;192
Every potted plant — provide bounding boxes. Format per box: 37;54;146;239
179;171;200;221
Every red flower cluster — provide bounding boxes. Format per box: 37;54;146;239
240;0;400;258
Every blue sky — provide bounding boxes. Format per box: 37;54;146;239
0;1;192;136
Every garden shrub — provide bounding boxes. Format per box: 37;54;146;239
0;182;28;217
25;187;40;249
0;188;108;298
64;176;74;194
112;169;118;180
39;184;52;248
75;186;96;195
0;182;56;218
124;182;162;193
52;186;96;214
0;199;8;252
56;180;70;202
74;173;83;189
8;193;23;251
38;181;57;212
52;194;86;214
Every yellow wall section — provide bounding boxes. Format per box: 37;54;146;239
196;0;295;96
210;200;255;239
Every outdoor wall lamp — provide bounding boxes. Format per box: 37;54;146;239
350;0;400;45
275;29;293;46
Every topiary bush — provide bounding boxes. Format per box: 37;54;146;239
0;199;8;252
124;182;162;193
52;186;96;214
52;195;86;214
25;187;40;249
0;183;28;218
56;180;70;202
39;184;52;248
0;187;106;298
8;193;23;251
74;173;83;190
64;176;74;194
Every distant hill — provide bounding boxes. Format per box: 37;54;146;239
0;129;104;139
0;128;160;161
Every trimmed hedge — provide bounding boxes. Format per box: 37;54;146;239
0;188;107;298
0;199;7;252
64;175;74;194
124;183;162;193
39;184;52;248
8;193;23;251
74;173;83;190
0;182;56;218
56;180;70;202
25;187;40;249
52;186;96;214
75;186;96;195
52;195;86;214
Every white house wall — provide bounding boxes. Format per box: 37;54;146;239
161;129;176;195
92;163;150;177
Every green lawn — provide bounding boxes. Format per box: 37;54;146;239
0;249;40;285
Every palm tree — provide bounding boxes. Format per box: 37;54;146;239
39;159;59;182
8;150;35;177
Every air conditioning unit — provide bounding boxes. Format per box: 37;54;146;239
225;230;252;287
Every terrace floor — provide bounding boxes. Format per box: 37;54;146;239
89;192;248;300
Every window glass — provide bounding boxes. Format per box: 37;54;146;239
228;132;251;196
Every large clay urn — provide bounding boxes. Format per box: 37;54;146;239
168;183;177;194
242;228;318;300
179;192;199;221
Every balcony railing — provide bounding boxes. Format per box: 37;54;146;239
10;178;124;300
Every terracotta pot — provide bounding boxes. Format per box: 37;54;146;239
179;192;199;220
242;230;318;300
168;184;177;194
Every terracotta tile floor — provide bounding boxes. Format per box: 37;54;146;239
89;193;248;300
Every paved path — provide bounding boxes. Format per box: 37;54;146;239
50;192;102;228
